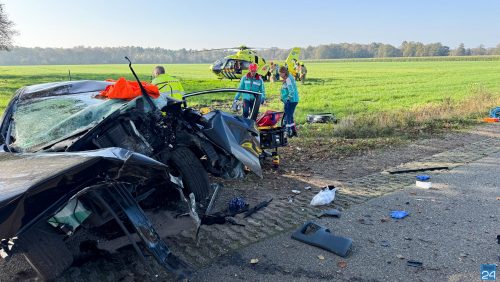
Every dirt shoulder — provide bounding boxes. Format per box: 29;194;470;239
217;124;499;206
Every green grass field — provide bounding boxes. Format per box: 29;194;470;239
1;59;499;137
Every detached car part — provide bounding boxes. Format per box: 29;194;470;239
291;221;352;258
306;113;336;123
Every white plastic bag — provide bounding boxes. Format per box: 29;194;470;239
310;186;336;206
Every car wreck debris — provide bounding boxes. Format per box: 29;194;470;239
291;221;352;258
390;210;409;219
316;209;341;218
243;198;273;218
306;113;336;123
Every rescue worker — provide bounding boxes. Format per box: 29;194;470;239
299;63;307;84
269;62;277;82
151;66;185;100
234;63;266;119
279;66;299;137
234;60;242;74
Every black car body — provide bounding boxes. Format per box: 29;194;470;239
0;80;263;280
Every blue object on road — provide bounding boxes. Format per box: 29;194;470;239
228;197;247;213
391;210;409;219
416;175;430;181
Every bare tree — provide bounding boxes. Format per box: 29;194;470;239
0;3;17;51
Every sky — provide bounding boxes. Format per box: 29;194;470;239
2;0;500;49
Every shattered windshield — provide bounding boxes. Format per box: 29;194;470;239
10;92;125;152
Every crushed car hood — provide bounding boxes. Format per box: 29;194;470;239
0;147;168;240
202;110;262;177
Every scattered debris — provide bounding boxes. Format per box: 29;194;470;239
291;190;301;194
228;197;248;214
305;186;312;190
396;254;405;259
416;174;432;189
384;166;449;174
416;175;430;181
380;240;390;247
337;261;347;269
291;221;352;258
318;255;325;260
390;210;409;219
243;198;273;218
226;218;245;227
459;253;468;258
250;258;259;264
357;218;374;225
310;185;337;206
205;184;222;215
316;209;341;218
306;113;337;124
406;260;423;268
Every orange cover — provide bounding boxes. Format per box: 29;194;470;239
99;77;160;99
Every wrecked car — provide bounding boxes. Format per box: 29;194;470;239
0;80;264;196
0;61;264;279
0;148;192;280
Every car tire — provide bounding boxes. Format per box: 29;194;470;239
170;147;211;203
16;224;73;280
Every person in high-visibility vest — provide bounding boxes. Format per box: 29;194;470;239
151;66;185;100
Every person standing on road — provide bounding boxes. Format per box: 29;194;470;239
279;66;299;137
234;63;266;118
151;66;185;100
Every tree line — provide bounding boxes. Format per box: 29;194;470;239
0;42;499;65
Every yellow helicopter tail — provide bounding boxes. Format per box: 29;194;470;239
285;47;301;77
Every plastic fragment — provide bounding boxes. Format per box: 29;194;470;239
390;210;409;219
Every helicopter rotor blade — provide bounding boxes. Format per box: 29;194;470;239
192;46;268;53
191;48;235;53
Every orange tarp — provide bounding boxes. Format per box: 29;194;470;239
99;77;160;99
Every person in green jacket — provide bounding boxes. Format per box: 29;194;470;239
279;66;299;137
151;66;185;100
233;63;266;118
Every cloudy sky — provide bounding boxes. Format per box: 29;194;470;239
2;0;499;49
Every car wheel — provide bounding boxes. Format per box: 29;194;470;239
169;147;210;203
16;223;73;280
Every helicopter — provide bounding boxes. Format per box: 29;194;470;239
207;46;301;80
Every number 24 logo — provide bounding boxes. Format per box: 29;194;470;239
482;270;496;280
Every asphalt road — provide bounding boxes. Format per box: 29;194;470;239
191;151;500;282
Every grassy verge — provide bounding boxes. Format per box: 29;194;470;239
1;61;499;143
299;88;499;140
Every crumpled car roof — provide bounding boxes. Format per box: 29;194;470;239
18;80;113;101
